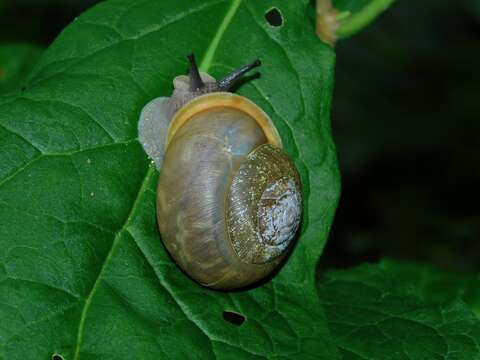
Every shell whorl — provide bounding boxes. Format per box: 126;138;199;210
227;144;302;264
157;108;269;288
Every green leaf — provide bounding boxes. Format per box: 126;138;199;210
0;0;340;359
317;259;480;359
0;44;43;95
363;259;480;317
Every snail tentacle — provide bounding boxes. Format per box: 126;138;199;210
187;53;205;91
217;59;261;91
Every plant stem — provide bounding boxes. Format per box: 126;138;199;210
315;0;396;45
316;0;338;46
336;0;396;38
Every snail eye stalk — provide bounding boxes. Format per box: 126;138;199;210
217;59;261;91
187;53;205;91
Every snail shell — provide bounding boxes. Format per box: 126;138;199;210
138;56;302;289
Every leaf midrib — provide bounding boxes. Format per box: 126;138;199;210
72;0;242;357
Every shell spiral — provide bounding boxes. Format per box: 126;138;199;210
157;93;302;289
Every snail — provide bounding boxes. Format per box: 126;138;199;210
138;54;302;290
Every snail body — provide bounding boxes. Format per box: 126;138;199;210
138;55;302;289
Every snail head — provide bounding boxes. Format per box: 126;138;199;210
168;53;261;116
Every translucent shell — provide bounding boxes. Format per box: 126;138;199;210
156;93;302;289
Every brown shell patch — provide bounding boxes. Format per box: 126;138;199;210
226;144;302;264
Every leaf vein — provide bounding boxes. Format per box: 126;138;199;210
0;140;138;189
2;301;80;346
72;164;155;359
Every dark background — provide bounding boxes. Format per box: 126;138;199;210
1;0;479;273
324;0;480;273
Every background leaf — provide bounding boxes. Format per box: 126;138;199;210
317;259;480;359
0;0;341;358
0;44;43;95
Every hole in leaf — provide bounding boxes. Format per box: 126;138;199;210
223;311;246;326
265;8;283;27
52;354;64;360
